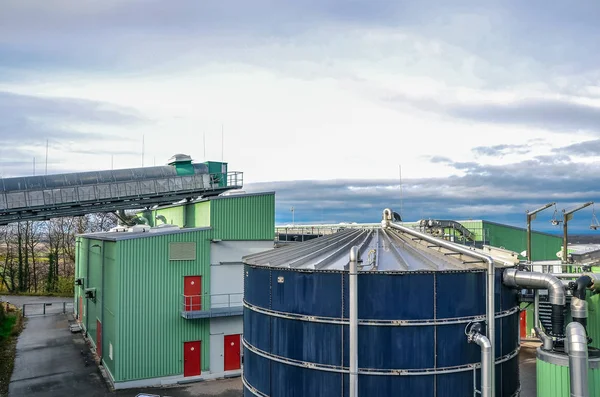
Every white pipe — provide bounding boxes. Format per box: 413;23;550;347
470;332;492;397
382;209;495;395
566;322;589;397
349;246;360;397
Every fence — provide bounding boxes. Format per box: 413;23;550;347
22;301;74;317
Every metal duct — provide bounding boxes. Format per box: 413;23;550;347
566;322;589;397
383;209;496;395
467;323;492;397
503;269;566;335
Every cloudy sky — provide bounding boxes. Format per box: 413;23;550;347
2;1;600;233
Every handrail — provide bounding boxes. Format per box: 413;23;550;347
181;292;243;312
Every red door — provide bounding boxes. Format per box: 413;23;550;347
96;320;102;358
184;276;202;311
520;311;527;338
79;297;83;322
184;341;201;377
224;334;241;371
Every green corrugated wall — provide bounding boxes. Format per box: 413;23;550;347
537;357;600;396
115;229;212;382
85;239;103;352
153;206;185;227
588;292;600;349
211;194;275;240
102;241;119;378
185;201;211;228
483;221;562;261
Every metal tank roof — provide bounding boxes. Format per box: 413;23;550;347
244;213;519;271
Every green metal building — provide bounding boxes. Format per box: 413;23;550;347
74;191;275;389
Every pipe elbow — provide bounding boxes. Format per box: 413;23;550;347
349;246;361;262
472;333;492;351
503;268;519;287
545;275;566;305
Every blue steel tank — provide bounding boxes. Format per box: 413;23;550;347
242;217;521;396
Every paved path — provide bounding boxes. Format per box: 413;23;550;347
7;311;241;397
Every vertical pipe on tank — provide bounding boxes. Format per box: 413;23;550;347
467;324;492;397
566;322;589;397
349;246;360;397
485;258;495;396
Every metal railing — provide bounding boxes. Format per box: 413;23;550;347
181;293;243;312
22;301;74;317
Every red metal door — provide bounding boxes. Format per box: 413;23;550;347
224;334;241;371
79;297;83;322
184;276;202;311
184;341;201;377
520;311;527;338
96;320;102;358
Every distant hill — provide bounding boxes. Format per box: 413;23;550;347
569;235;600;244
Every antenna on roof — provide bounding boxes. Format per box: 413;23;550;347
203;131;206;160
142;134;145;167
399;164;403;220
45;139;48;175
221;124;224;162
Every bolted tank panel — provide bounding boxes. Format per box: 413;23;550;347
242;226;521;397
536;348;600;397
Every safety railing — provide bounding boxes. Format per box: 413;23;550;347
22;301;74;317
181;293;243;313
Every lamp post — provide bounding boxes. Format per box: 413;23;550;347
291;207;295;227
526;203;555;263
562;202;594;263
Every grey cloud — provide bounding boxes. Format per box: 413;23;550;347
2;0;600;81
245;153;600;233
472;144;531;157
448;99;600;134
554;139;600;157
390;95;600;135
0;91;143;145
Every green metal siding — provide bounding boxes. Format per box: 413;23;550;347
457;220;485;241
537;357;600;396
588;292;600;349
86;239;104;349
211;193;275;240
153;206;185;227
483;221;562;261
115;229;212;382
102;241;119;377
184;201;211;228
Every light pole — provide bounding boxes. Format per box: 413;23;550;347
290;207;295;226
526;202;555;263
562;202;594;263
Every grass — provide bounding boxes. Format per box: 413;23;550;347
0;308;24;397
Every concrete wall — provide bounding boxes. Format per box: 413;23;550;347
209;316;243;374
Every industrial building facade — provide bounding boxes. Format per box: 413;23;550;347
74;192;275;388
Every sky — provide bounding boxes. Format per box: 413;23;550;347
2;1;600;233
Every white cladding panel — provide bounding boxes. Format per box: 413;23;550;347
210;240;274;296
209;316;243;374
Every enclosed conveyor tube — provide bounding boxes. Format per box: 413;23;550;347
503;269;566;336
382;208;496;395
566;322;589;397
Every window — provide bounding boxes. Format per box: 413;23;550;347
169;242;196;261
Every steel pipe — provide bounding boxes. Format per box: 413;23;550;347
383;209;496;395
349;246;360;397
467;323;492;397
535;327;554;351
566;322;589;397
503;269;566;335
